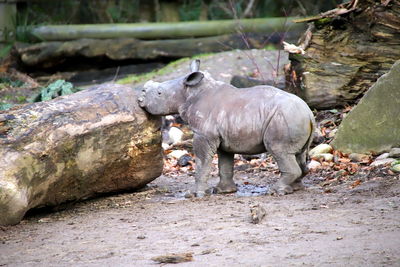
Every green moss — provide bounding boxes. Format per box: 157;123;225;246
315;17;332;28
116;53;214;85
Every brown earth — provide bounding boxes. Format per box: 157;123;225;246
1;158;399;266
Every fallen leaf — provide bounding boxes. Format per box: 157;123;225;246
350;179;362;188
151;252;193;264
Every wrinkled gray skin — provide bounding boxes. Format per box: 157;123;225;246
138;60;315;197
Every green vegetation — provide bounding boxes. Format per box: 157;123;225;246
0;77;25;88
0;103;14;111
30;80;81;102
0;44;13;59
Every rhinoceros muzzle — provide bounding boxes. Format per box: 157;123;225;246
137;89;146;108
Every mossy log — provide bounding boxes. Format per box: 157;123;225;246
20;17;304;41
15;33;289;68
286;0;400;109
0;84;163;226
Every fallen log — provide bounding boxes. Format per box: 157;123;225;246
285;0;400;109
16;32;294;68
0;83;163;226
20;17;304;41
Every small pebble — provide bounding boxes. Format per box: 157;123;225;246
349;153;369;162
178;154;193;167
376;153;390;160
389;148;400;158
168;150;188;159
312;153;334;162
308;160;321;169
370;158;395;167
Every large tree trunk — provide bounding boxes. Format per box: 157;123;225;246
15;32;296;68
0;84;163;226
20;17;304;41
286;0;400;109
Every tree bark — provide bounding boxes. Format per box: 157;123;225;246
20;17;304;41
0;83;163;225
285;0;400;109
15;33;294;68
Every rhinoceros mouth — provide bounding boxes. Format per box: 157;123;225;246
137;89;146;108
137;96;145;107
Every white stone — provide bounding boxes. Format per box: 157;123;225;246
389;148;400;158
167;150;188;159
309;144;333;157
370;158;395;167
308;160;322;169
312;153;334;162
168;127;183;144
376;153;390;160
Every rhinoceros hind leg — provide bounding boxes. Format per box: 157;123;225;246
291;151;309;191
270;153;302;195
214;149;237;193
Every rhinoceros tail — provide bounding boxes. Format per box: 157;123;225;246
305;116;316;154
296;117;315;176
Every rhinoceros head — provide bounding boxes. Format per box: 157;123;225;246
138;60;204;115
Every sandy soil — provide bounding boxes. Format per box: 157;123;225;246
1;162;399;267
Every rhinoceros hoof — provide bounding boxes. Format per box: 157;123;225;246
291;181;305;191
213;185;238;194
191;189;214;198
270;184;294;196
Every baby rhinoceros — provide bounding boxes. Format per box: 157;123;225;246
138;59;315;197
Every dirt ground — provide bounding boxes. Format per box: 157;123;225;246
1;160;399;266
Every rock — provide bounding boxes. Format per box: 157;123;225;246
0;84;163;226
165;126;183;145
349;153;370;163
151;253;193;264
391;161;400;173
309;144;333;157
389;148;400;158
230;75;286;90
177;154;193;167
312;153;334;162
331;60;400;154
250;204;266;224
376;153;390;160
307;160;322;169
370;158;396;167
167;150;188;159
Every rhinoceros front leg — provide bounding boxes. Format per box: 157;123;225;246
214;149;237;194
193;134;219;197
271;153;302;195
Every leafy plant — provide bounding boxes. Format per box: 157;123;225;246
30;80;81;102
0;102;14;111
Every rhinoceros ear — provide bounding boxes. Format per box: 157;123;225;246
184;72;204;87
190;59;200;72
